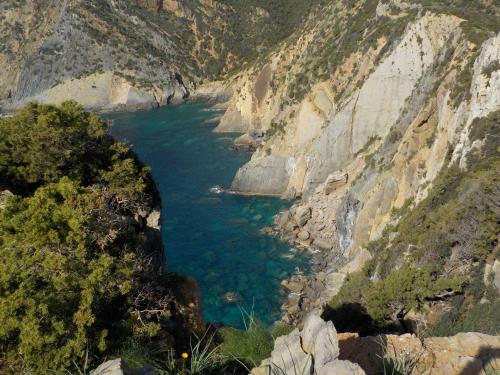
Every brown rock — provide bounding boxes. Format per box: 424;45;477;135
295;206;311;227
338;332;500;375
324;172;348;195
313;238;334;250
298;230;310;240
281;279;304;293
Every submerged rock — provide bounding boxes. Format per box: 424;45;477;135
222;291;243;304
209;185;224;194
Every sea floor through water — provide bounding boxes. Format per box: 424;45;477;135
107;102;311;327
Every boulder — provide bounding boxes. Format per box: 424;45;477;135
297;230;310;240
301;314;340;371
324;172;348;195
269;329;313;375
251;314;363;375
91;359;156;375
313;237;334;250
318;360;365;375
281;279;304;293
294;206;311;226
222;291;242;304
275;210;291;227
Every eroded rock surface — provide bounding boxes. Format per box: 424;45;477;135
251;314;365;375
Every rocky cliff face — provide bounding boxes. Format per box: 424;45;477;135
250;314;500;375
0;0;191;111
0;0;315;112
200;0;500;326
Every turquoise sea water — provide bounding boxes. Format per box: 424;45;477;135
107;102;310;327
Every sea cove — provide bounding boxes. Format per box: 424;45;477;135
107;102;311;327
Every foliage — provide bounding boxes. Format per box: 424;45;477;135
0;103;180;373
221;322;274;368
379;352;421;375
377;335;423;375
220;311;289;369
427;293;500;337
0;101;153;204
366;266;464;321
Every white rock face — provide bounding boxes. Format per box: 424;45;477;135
230;14;462;197
91;359;156;375
484;260;500;292
251;314;364;375
454;33;500;168
304;14;461;195
231;154;290;195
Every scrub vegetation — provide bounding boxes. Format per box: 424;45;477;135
0;102;199;373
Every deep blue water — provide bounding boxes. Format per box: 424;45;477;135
107;102;310;327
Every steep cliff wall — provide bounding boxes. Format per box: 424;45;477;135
199;0;500;326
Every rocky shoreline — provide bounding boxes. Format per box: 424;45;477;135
261;207;348;326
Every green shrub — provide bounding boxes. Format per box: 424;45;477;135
365;266;465;321
221;322;274;368
0;103;182;373
220;312;288;368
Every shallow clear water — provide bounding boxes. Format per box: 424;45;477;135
107;102;310;327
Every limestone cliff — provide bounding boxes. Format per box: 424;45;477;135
199;0;500;327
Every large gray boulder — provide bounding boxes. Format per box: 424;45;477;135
251;314;365;375
90;359;156;375
231;155;289;195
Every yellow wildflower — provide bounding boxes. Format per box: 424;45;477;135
181;352;189;359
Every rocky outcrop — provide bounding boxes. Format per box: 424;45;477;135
251;314;365;375
338;331;500;375
252;314;500;375
91;359;156;375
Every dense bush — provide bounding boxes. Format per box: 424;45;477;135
0;102;194;373
0;101;152;199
